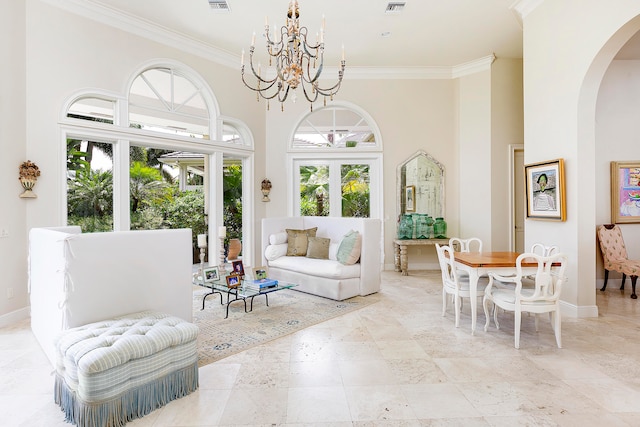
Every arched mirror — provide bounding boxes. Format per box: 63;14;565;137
396;150;444;218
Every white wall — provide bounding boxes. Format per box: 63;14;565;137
0;1;28;325
523;0;640;316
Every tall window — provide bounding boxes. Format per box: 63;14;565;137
291;105;382;219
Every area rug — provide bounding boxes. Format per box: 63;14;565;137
192;286;379;367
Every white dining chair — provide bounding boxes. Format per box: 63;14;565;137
482;252;567;349
436;244;489;328
449;237;483;253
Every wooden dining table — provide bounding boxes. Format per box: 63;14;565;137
452;251;543;335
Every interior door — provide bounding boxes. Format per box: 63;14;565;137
514;148;525;252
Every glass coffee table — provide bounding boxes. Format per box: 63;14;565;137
195;271;297;318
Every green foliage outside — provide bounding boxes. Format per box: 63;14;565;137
299;164;370;217
67;141;244;261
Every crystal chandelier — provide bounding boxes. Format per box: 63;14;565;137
241;0;346;111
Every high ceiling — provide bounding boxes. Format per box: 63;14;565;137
80;0;525;69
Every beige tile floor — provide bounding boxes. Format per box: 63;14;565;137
2;270;640;426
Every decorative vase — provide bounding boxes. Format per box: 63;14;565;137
227;238;242;260
398;214;414;239
19;178;38;198
434;217;447;239
261;178;272;202
415;214;429;239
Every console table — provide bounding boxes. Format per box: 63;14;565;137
393;238;449;276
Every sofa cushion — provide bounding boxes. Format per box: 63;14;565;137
265;243;288;261
337;230;362;265
269;232;288;245
306;237;330;259
269;256;361;279
286;227;318;256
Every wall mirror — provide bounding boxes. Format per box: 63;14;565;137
396;150;444;218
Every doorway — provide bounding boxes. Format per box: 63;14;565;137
510;144;524;252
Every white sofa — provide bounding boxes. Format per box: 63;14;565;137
261;216;382;301
29;226;193;366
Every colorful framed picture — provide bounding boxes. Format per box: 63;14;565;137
405;185;416;213
226;273;241;288
611;161;640;223
231;260;245;276
252;266;268;280
525;159;566;221
202;266;219;283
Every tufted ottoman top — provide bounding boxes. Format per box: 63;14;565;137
55;311;199;375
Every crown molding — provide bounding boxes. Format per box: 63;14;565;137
41;0;239;69
510;0;544;26
44;0;498;80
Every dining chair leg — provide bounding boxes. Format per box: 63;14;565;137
631;275;638;299
601;269;609;291
493;303;500;330
514;311;522;349
621;273;627;290
483;298;491;332
442;289;447;317
454;293;461;328
553;308;562;348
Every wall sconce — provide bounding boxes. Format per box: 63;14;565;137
261;178;272;202
19;160;40;198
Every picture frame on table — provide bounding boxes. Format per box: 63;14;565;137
611;161;640;223
253;266;269;280
231;260;245;276
405;185;416;213
202;266;219;283
226;273;241;288
525;158;566;221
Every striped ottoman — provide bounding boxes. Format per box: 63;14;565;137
53;311;199;427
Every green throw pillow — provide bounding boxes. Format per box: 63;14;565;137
286;227;318;256
336;230;362;265
306;237;330;259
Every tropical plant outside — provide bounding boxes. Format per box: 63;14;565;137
299;164;370;217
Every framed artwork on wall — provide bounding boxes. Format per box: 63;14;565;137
611;161;640;223
405;185;416;212
525;158;566;221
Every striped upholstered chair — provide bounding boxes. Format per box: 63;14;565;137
597;224;640;299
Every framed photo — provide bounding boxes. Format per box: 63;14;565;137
226;273;241;288
405;185;416;213
252;266;268;280
202;266;220;283
231;260;245;276
611;161;640;223
525;158;566;221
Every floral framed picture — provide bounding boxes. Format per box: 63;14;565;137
203;266;220;283
611;161;640;223
405;185;416;213
525;158;566;221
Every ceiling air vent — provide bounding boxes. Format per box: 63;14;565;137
208;0;230;12
385;2;406;14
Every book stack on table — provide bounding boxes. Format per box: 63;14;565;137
246;278;278;291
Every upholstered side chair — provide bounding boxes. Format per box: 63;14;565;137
597;224;640;299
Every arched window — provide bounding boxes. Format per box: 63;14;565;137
290;104;383;219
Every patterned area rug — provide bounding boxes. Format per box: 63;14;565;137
192;286;380;367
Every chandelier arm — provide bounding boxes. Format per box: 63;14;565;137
300;81;320;103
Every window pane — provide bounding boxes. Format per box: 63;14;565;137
67;97;114;124
67;140;114;232
341;164;370;218
299;165;330;216
293;106;376;149
223;158;243;258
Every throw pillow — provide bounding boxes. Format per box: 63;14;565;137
336;230;362;265
286;227;318;256
269;232;288;245
264;243;288;261
306;237;330;259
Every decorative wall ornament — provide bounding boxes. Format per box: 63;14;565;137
18;160;40;198
261;178;272;202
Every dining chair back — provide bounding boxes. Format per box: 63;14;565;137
530;243;559;257
436;244;488;328
482;252;567;349
449;237;483;253
597;224;640;299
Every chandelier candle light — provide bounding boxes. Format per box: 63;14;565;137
241;0;346;111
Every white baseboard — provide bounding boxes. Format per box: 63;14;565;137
0;306;30;328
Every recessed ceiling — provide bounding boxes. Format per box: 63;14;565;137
81;0;525;68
